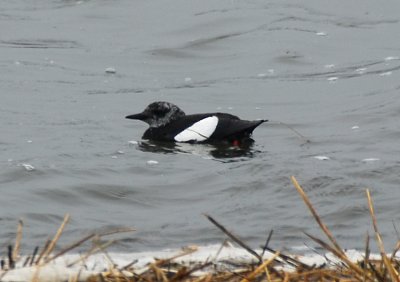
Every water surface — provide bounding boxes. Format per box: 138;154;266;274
1;0;400;254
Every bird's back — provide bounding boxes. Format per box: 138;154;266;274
142;113;266;143
209;117;266;142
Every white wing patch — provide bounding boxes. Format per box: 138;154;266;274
174;116;219;142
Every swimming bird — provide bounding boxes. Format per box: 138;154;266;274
126;101;267;144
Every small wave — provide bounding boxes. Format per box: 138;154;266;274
0;39;82;49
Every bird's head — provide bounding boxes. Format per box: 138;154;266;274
126;101;186;127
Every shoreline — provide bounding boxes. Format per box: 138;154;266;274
1;177;399;281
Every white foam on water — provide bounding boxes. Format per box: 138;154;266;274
257;70;274;77
313;156;330;161
362;158;380;162
379;71;392;76
355;68;366;73
105;67;116;74
20;163;35;171
384;56;399;61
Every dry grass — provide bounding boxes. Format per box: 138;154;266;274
1;176;400;281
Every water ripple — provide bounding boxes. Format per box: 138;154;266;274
0;39;82;49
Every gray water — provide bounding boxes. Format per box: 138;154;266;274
1;0;400;254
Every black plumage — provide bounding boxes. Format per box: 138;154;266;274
126;102;267;144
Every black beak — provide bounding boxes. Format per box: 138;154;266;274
125;112;147;120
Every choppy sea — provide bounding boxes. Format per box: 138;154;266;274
1;0;400;255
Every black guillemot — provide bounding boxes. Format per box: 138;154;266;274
126;101;267;144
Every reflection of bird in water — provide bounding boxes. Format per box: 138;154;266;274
135;140;260;161
126;101;267;145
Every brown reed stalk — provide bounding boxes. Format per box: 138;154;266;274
48;227;135;264
364;232;371;281
31;268;41;282
240;251;280;282
97;227;136;237
264;266;271;282
211;238;229;263
32;215;71;282
283;272;289;282
35;240;50;265
368;261;385;282
154;247;198;267
12;219;23;263
291;176;366;279
170;261;213;282
304;232;365;280
204;214;262;262
7;245;14;269
366;189;400;282
260;230;273;258
40;213;70;263
46;233;96;263
391;241;400;263
291;176;344;255
192;273;212;282
149;263;169;282
120;259;138;271
67;239;116;267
